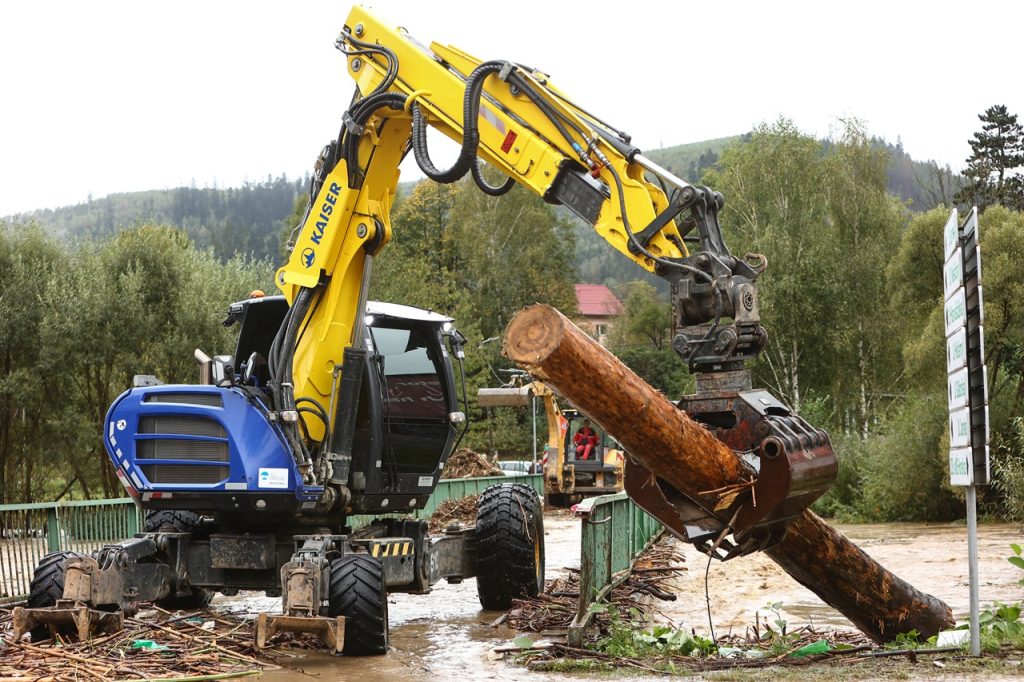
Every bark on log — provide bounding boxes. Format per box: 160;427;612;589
504;304;953;643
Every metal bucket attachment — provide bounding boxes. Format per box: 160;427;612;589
626;387;837;560
12;601;124;642
732;430;837;536
256;612;345;654
477;386;532;407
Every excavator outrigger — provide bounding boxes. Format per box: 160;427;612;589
15;6;836;653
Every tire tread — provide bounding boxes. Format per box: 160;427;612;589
328;554;388;655
27;551;82;642
475;482;544;609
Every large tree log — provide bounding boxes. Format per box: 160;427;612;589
504;304;953;642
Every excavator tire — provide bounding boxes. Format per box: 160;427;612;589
143;510;202;533
143;510;213;609
475;482;545;609
328;554;388;655
27;550;84;642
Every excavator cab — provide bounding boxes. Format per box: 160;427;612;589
553;408;625;505
224;294;464;518
563;409;614;466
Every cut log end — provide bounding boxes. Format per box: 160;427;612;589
503;304;565;367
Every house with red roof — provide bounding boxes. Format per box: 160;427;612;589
574;284;624;346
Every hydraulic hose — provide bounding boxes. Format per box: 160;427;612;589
269;287;316;480
410;61;507;183
339;33;399;97
340;92;408;186
603;164;724;369
471;159;515;196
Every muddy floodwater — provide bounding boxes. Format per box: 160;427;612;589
218;514;582;682
661;521;1024;636
216;517;1022;681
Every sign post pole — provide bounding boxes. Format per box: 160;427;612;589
942;207;988;656
966;485;980;655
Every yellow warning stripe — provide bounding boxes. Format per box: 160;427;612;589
369;541;415;558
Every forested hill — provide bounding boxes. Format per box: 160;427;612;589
10;176;307;262
7;136;959;265
644;134;959;210
575;134;962;288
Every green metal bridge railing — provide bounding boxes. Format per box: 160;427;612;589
0;474;538;604
0;499;141;604
415;474;542;518
568;491;663;645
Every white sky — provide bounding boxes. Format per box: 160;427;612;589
1;0;1021;217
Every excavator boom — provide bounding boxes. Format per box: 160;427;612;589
266;5;836;556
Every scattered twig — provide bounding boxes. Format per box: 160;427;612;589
861;646;961;658
0;606;286;682
506;536;686;635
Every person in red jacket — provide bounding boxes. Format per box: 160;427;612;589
573;420;599;460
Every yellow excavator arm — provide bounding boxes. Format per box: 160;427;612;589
266;7;831;556
274;6;766;451
534;383;567;468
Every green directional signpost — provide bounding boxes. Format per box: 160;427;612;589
943;206;988;656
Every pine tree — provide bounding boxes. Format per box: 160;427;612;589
955;104;1024;211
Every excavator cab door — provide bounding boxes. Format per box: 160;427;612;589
345;303;462;514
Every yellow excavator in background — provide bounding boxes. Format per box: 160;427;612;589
478;375;624;506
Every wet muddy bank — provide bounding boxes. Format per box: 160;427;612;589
660;521;1023;634
219;518;1021;681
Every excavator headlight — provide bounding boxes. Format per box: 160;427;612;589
449;411;466;424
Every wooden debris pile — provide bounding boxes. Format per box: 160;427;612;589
0;606;292;681
504;572;582;633
427;494;480;533
499;533;896;677
717;625;872;656
505;536;686;636
442;448;502;478
498;535;882;673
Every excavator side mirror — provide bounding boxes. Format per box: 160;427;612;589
242;352;268;386
212;355;235;387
